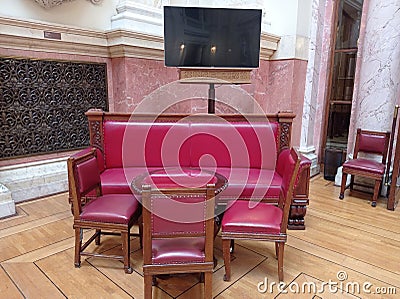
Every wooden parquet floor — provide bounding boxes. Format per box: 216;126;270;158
0;175;399;298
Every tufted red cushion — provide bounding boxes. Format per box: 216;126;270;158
76;156;101;195
152;238;205;264
222;200;282;234
80;194;139;224
343;158;385;175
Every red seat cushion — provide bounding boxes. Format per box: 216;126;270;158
222;200;282;234
100;167;161;194
152;238;205;264
80;194;139;224
343;158;385;175
214;168;282;200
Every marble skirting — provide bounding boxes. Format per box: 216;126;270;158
0;157;68;218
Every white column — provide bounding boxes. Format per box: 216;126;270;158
111;0;163;36
298;0;325;176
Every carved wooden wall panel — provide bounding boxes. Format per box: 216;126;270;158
0;57;108;159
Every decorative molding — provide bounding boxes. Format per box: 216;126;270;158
34;0;102;9
106;29;164;59
260;32;280;60
0;16;279;61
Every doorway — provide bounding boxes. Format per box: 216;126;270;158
323;0;364;179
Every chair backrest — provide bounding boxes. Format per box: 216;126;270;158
354;129;391;164
279;148;301;232
142;183;215;266
67;149;102;219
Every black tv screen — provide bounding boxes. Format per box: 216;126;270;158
164;6;262;68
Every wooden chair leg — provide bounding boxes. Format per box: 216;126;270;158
339;172;348;199
350;175;354;190
144;274;153;299
275;242;278;259
204;272;212;299
222;239;231;281
122;231;133;274
371;180;381;207
139;221;143;249
95;229;101;245
74;227;82;268
277;242;285;282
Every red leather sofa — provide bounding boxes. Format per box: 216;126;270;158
76;109;311;229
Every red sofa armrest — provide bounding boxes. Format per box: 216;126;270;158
276;149;311;187
70;147;105;174
68;147;104;211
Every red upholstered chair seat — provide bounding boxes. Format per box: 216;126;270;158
80;194;139;224
152;238;205;264
343;158;385;175
222;201;282;234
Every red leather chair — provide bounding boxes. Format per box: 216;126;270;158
141;183;215;299
67;149;141;273
221;148;300;282
339;128;391;207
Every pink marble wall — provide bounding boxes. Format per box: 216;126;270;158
109;56;308;147
247;59;270;111
111;57;179;112
254;59;307;147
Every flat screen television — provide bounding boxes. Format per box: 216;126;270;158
163;6;262;68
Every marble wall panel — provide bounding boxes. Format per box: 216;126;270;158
348;0;400;154
251;59;270;111
262;59;307;147
111;56;179;113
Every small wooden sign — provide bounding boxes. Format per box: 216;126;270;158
43;31;61;40
179;68;252;84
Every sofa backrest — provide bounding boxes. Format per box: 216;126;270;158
86;110;295;171
189;122;278;169
103;121;191;168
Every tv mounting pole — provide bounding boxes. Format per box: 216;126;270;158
208;83;215;114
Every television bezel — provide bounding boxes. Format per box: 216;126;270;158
163;6;262;69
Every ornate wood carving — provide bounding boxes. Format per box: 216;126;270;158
0;57;108;159
89;120;103;152
280;122;291;150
